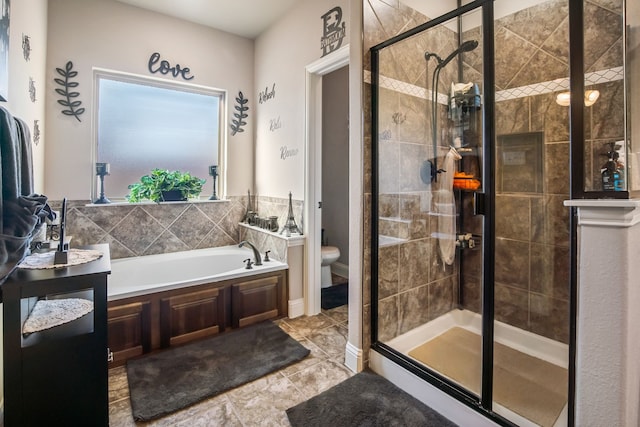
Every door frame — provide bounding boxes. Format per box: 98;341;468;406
304;45;350;315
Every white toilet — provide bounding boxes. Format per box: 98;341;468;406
321;246;341;288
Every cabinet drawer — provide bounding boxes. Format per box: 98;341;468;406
160;286;226;347
231;275;285;328
107;301;151;366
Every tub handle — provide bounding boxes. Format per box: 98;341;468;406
264;250;271;262
244;258;254;269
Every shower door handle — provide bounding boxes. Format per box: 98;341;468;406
474;192;486;216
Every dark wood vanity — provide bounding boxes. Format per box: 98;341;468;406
107;268;288;366
2;244;111;427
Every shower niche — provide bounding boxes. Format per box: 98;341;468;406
370;2;575;427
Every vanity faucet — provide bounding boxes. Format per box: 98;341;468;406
239;240;262;266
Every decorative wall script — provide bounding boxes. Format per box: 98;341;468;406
321;6;346;57
148;52;194;81
281;145;299;160
259;83;276;104
270;116;282;132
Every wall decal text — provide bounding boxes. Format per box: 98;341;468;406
148;52;194;81
259;83;276;104
280;145;299;160
270;116;282;132
22;33;31;61
33;119;40;145
29;77;36;102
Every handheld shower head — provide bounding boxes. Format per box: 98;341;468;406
434;39;478;70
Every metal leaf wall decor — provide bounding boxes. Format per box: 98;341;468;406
230;91;249;136
54;61;84;122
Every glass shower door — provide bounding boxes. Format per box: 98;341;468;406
369;1;583;426
372;4;485;402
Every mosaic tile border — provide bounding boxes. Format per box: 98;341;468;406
365;66;624;104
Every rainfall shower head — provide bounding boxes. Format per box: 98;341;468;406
425;40;478;70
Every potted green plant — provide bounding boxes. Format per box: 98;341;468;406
126;168;206;203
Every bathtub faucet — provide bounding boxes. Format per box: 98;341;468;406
239;240;262;266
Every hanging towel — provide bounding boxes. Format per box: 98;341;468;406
0;107;51;283
15;117;34;196
435;147;462;266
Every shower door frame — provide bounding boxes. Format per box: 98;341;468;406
369;0;578;425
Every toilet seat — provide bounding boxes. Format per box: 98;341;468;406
321;246;340;266
320;246;341;288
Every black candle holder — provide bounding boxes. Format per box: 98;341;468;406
94;162;111;204
209;165;218;200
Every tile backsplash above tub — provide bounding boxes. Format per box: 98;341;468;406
48;198;247;259
47;195;304;260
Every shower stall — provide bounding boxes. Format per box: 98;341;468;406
368;0;626;426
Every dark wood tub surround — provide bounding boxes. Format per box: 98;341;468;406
107;269;288;366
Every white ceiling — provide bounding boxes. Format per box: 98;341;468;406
114;0;302;39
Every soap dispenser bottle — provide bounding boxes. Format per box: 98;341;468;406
601;142;624;191
601;152;617;191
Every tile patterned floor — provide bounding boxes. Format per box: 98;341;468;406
108;304;352;426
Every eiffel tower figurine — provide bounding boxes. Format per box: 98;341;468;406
280;192;303;237
243;189;255;224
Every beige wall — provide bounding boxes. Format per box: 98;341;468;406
254;0;349;200
5;0;48;192
44;0;254;200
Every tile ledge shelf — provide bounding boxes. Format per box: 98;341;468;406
239;223;305;246
565;198;640;228
85;198;230;207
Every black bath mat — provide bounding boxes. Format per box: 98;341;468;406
287;370;458;427
321;282;348;310
126;321;310;421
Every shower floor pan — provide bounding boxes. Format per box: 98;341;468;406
387;309;568;427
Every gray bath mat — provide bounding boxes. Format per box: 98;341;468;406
127;321;310;421
286;370;458;427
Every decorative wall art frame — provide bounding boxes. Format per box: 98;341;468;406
0;0;10;102
320;6;346;57
54;61;84;122
230;91;249;136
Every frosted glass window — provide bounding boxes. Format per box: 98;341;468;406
95;74;223;200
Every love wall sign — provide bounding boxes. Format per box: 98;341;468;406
148;52;194;81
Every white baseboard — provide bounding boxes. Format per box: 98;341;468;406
288;298;305;319
331;262;349;279
344;341;363;373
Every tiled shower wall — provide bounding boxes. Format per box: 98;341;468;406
364;0;624;348
364;0;461;348
460;0;623;344
49;195;303;260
